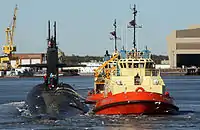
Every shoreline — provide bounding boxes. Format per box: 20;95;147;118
1;74;200;79
0;74;94;79
0;68;200;79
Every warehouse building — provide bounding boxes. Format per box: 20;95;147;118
167;25;200;68
10;53;46;68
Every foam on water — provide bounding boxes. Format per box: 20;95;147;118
1;101;25;107
0;101;32;117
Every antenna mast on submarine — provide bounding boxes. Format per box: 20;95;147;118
128;4;142;49
46;20;59;84
48;20;51;42
54;21;57;48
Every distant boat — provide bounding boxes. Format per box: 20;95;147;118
78;62;102;76
61;61;102;76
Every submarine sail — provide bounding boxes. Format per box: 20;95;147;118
24;20;89;119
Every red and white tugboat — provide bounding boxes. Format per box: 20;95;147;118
89;5;179;115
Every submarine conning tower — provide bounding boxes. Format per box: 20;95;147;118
46;20;59;84
19;20;87;89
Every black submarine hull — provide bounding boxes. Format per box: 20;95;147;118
25;83;89;118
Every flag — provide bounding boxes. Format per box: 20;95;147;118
110;31;116;37
129;20;136;26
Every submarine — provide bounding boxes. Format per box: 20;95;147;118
22;21;89;119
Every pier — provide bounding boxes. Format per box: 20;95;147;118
160;67;200;76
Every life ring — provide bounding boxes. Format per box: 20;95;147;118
135;87;145;92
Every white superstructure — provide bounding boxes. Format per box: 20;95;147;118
62;61;102;76
78;62;102;75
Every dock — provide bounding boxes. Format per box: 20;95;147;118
160;67;200;76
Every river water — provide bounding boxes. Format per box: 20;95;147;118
0;76;199;130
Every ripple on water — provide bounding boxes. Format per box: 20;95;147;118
0;76;199;129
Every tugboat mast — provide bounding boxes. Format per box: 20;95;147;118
129;4;142;49
110;19;120;52
133;4;137;49
113;19;117;51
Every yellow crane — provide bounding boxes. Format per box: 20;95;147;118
93;53;118;85
4;5;17;55
0;5;19;70
94;53;118;78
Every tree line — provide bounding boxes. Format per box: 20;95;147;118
151;54;168;64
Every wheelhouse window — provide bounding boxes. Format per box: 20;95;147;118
133;63;139;68
128;63;133;68
120;63;123;68
140;63;144;68
146;62;153;68
123;63;126;68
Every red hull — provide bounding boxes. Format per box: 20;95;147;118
86;92;111;104
85;93;104;104
93;92;179;115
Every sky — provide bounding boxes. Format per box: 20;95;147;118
0;0;200;56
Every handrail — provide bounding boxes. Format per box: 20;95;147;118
105;66;116;79
94;53;118;78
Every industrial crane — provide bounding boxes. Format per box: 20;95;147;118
0;5;19;70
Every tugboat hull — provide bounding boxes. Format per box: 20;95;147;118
86;92;112;104
93;92;179;115
85;93;103;104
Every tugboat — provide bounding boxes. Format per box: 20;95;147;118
87;5;179;115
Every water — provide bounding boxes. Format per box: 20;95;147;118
0;76;199;130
